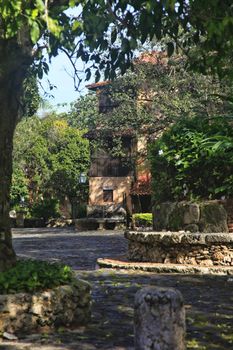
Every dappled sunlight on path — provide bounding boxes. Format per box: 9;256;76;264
3;228;232;349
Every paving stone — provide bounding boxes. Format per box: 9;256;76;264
0;227;231;350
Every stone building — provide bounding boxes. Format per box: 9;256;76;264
85;79;152;218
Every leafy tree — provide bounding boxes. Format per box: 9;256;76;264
68;94;99;130
149;116;233;203
13;116;50;207
0;0;231;269
22;72;41;118
12;115;89;219
10;166;29;210
70;56;232;162
45;118;90;218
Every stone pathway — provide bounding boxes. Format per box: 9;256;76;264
0;228;233;349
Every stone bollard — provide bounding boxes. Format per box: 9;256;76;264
134;287;186;350
16;211;25;228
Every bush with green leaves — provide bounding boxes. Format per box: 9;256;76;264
10;167;29;209
149;116;233;203
133;213;153;227
12;115;90;218
0;260;74;294
77;204;87;218
30;198;60;221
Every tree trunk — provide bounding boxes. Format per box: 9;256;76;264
0;39;32;271
70;197;78;219
0;98;17;270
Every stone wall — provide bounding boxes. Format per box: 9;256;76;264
87;204;126;219
0;279;91;334
125;231;233;266
153;201;228;233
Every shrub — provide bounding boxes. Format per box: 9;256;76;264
10;167;29;210
133;213;153;227
149;116;233;203
30;198;60;220
77;204;87;218
0;260;74;294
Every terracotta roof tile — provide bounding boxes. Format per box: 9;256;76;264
130;179;152;195
86;81;111;90
135;50;167;65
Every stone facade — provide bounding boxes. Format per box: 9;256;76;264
0;279;91;334
89;176;133;211
153;201;228;233
125;231;233;266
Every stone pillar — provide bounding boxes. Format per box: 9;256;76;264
16;211;25;228
98;222;104;230
134;287;186;350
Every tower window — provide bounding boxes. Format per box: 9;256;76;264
103;189;113;202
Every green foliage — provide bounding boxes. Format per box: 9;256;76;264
77;1;233;80
22;72;41;118
12;115;90;215
12;116;50;209
0;260;74;294
10;167;29;208
70;57;232;161
47;120;90;201
149;116;233;202
68;94;99;130
77;204;87;218
2;1;231;85
133;213;153;227
30;198;60;220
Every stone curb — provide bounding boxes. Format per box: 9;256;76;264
97;258;233;275
125;230;233;245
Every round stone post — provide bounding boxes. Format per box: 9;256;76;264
134;287;186;350
16;210;25;228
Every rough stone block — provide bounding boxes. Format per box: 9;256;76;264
0;281;91;334
153;200;229;233
199;202;228;233
134;287;185;350
183;203;200;224
153;202;177;230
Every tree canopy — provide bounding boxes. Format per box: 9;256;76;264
69;55;233;161
149;116;233;202
1;1;232;84
12;115;90;219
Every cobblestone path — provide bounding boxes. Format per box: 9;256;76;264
0;228;233;350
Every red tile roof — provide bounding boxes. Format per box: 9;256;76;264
130;179;152;195
135;50;167;65
86;51;167;91
86;81;111;90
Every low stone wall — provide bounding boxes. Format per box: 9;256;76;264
125;231;233;266
0;279;91;334
153;201;228;233
75;218;126;231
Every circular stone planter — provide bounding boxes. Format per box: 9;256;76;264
125;231;233;266
0;279;91;334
